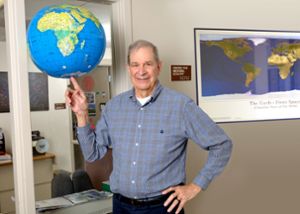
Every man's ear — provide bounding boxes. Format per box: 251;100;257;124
157;61;162;73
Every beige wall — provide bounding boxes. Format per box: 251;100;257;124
130;0;300;213
0;41;74;171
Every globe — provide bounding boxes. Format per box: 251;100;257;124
27;4;106;78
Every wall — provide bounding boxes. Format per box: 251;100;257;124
129;0;300;213
0;41;74;171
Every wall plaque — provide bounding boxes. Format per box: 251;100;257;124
171;65;191;81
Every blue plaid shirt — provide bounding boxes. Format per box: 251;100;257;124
77;82;232;199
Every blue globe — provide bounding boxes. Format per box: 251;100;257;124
27;4;106;78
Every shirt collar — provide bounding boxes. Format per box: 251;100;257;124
129;81;163;103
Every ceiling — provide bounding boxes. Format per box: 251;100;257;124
79;0;117;3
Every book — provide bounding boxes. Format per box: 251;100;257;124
101;180;111;192
36;189;112;212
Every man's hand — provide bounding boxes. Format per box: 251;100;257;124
162;183;201;214
65;77;88;126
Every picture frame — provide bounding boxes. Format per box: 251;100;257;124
85;92;96;117
0;72;9;113
0;72;49;113
194;28;300;122
29;72;49;111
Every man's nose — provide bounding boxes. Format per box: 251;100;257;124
137;65;147;75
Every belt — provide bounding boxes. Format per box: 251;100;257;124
114;193;171;206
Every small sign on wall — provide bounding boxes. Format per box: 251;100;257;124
171;65;192;81
54;103;66;110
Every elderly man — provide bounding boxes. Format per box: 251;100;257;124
65;40;232;214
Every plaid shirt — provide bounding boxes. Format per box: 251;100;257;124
77;82;232;199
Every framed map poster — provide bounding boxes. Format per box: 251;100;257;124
194;28;300;122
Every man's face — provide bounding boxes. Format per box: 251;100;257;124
128;46;161;98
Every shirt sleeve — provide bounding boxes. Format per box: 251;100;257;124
76;107;111;162
182;99;233;190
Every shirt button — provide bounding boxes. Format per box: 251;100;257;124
133;161;136;165
140;107;144;110
135;143;139;146
138;124;141;128
131;180;135;184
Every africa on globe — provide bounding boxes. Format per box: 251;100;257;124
27;4;106;78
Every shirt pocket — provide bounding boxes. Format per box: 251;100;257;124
149;114;185;153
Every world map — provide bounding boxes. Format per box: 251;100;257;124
37;5;100;57
200;37;300;96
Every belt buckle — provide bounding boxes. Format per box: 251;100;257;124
130;198;138;205
123;197;141;206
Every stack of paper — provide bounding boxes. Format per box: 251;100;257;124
36;197;73;212
0;153;11;160
64;189;113;204
0;153;12;162
36;189;113;212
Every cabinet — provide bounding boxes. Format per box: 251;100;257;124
72;66;113;190
0;153;55;214
72;66;111;170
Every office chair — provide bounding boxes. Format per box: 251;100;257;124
72;169;93;192
51;169;74;197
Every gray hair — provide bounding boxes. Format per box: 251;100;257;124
127;40;160;65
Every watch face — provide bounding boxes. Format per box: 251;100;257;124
36;139;49;153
